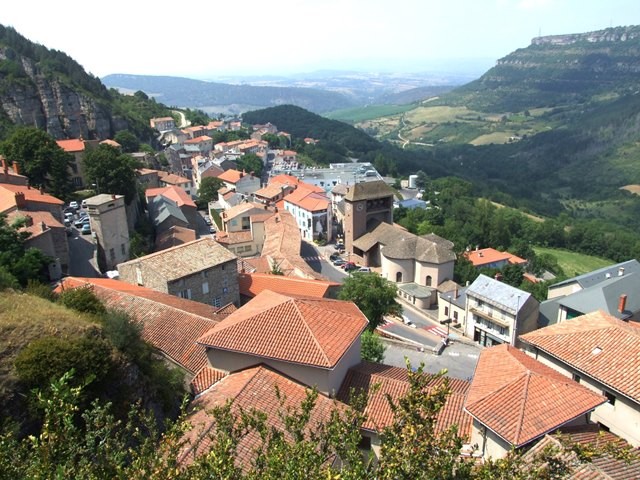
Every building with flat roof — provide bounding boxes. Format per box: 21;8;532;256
85;194;130;272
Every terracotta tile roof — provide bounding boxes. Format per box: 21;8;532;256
465;248;527;268
250;211;274;223
145;185;196;208
184;135;212;144
218;169;246;184
58;277;226;374
238;256;266;273
8;210;62;237
158;171;191;185
117;238;237;282
180;365;345;469
465;345;607;447
284;187;329;212
137;168;160;176
190;366;227;396
0;184;64;211
337;361;472;438
221;202;265;220
215;302;238;317
154;225;197;251
520;310;640;402
56;138;85;152
268;174;301;187
238;273;339;298
254;182;289;200
197;290;368;369
525;424;640;480
214;230;254;245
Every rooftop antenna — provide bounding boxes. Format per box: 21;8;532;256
538;27;542;38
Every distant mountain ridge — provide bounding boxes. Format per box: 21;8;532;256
449;25;640;112
102;74;357;114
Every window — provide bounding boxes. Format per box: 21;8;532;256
572;373;581;383
453;311;459;321
179;289;192;300
223;287;228;294
109;248;115;262
426;275;432;286
604;391;616;406
212;296;222;308
202;270;209;278
396;272;403;282
444;306;449;317
121;243;126;256
202;282;209;294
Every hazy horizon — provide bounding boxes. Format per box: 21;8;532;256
3;0;640;79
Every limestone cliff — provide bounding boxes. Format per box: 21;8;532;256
0;46;127;140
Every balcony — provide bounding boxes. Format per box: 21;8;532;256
470;307;511;328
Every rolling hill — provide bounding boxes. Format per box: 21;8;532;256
102;74;357;114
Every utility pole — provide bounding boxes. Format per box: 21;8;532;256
440;294;453;345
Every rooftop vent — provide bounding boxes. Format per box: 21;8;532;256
591;346;603;355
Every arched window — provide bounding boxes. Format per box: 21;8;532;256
396;271;403;282
426;275;432;286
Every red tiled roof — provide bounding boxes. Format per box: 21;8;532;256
238;273;338;299
0;184;64;211
158;171;191;185
58;277;226;374
185;135;212;144
56;138;85;152
268;174;301;187
190;366;227;396
524;424;640;480
8;210;62;238
145;185;196;208
337;361;472;438
154;225;197;251
465;345;607;447
520;310;640;403
217;169;249;184
214;230;254;245
254;182;290;200
180;365;345;469
465;248;527;267
197;290;368;369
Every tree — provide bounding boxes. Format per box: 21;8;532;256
197;176;224;205
113;130;140;153
57;285;107;315
360;330;385;363
236;153;263;177
501;263;524;288
83;144;139;203
339;273;401;330
0;126;72;198
0;214;51;286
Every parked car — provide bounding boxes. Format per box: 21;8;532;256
74;217;88;228
64;212;74;222
81;199;88;208
80;223;91;235
69;201;79;211
402;315;417;329
342;262;358;271
355;267;371;273
209;226;216;234
329;253;341;261
335;242;344;250
204;216;212;225
332;258;346;266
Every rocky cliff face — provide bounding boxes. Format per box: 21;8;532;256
0;47;127;140
531;25;640;47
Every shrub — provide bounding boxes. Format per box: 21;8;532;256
57;285;106;315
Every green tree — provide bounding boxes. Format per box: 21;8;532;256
360;330;385;363
197;176;224;204
236;153;263;177
57;285;107;315
0;214;51;286
83;144;139;203
113;130;139;153
339;273;401;330
501;264;524;288
0;126;72;198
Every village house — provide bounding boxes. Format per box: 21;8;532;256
117;237;239;308
217;169;260;196
158;171;194;197
520;310;640;447
253;181;294;205
283;183;332;242
191;157;224;194
237;272;339;303
145;185;199;241
464;247;527;270
0;157;27;186
154;225;197;252
464;274;539;347
150;117;176;132
464;344;607;460
184;135;214;156
56;138;100;189
540;260;640;326
136;168;161;190
182;125;208;139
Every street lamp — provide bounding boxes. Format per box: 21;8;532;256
440;295;453;345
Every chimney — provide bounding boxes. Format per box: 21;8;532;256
494;272;503;281
24;215;33;227
14;192;26;209
454;287;459;299
12;161;19;175
240;170;245;178
1;156;6;174
618;294;627;314
39;186;44;195
40;221;47;232
618;267;625;277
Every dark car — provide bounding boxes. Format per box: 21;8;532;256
341;261;357;271
329;253;341;261
332;258;346;266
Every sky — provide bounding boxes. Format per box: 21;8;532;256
2;0;640;79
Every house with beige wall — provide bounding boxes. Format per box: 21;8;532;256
465;344;606;460
117;237;239;308
56;138;100;189
520;310;640;447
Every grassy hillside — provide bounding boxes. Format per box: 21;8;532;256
533;247;612;278
325;104;414;123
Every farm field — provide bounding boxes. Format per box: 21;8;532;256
533;246;613;277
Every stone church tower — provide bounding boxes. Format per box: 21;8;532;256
343;181;394;263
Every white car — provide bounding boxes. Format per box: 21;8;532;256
69;201;79;210
402;315;417;328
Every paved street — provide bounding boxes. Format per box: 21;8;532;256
300;241;347;283
67;227;100;277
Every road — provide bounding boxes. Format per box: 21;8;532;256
300;241;347;283
172;110;191;129
67;226;100;277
